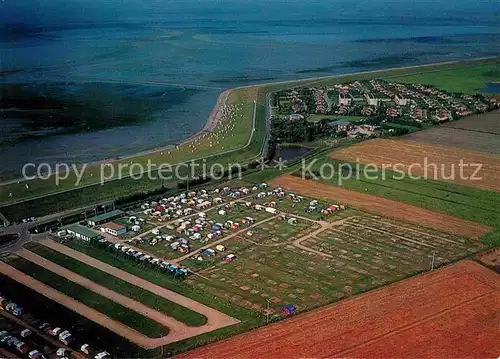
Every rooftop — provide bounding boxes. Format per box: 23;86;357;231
65;224;101;239
102;222;126;231
87;210;123;223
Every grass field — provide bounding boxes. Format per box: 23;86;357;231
391;62;500;93
286;58;500;91
300;156;500;228
63;239;257;321
24;242;208;326
176;210;483;315
2;254;169;338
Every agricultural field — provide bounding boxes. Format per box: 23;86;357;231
330;138;500;192
403;110;500;155
180;260;500;359
296;153;500;228
477;248;500;271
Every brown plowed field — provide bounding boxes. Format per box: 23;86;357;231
179;261;500;359
330;138;500;191
272;175;492;239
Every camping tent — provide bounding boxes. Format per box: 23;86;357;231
281;304;297;315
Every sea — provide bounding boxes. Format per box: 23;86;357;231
0;0;498;180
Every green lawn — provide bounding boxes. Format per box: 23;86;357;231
24;242;208;326
3;255;169;338
390;62;500;93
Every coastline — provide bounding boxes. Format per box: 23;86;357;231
0;56;497;187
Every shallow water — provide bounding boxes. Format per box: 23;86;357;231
0;0;498;179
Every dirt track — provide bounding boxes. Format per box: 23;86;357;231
16;249;183;333
272;175;492;239
179;260;500;359
1;240;239;349
330;138;500;191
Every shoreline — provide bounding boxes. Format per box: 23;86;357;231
0;56;497;186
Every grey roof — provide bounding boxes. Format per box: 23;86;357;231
87;210;123;223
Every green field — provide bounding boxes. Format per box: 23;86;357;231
277;58;499;91
63;239;257;321
391;62;500;93
299;156;500;228
2;254;168;338
178;210;482;313
24;242;208;326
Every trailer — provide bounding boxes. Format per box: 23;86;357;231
265;207;278;214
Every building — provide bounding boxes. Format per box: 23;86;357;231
364;94;379;107
394;94;409;106
289;114;303;121
338;93;351;106
87;210;124;226
435;109;451;122
66;224;103;242
328;120;354;132
101;222;127;237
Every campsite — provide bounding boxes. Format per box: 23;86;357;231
0;176;497;357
